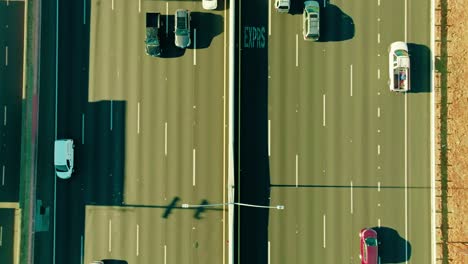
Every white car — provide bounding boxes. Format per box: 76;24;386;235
274;0;290;13
202;0;217;10
54;139;74;179
388;41;410;92
303;1;320;41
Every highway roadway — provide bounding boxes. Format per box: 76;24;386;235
266;0;432;263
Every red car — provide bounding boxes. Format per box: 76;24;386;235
360;228;378;264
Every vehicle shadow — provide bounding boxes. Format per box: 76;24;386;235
408;43;431;93
189;12;224;49
372;226;412;263
101;259;128;264
319;4;355;41
159;15;186;58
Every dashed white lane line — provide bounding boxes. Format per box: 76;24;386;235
350;181;354;214
378;69;381;79
165;122;168;156
137;102;141;134
112;0;114;10
268;241;271;264
108;219;112;252
295;154;299;187
378;218;381;227
295;34;299;67
323;214;326;248
5;46;8;66
3;105;7;126
164;245;167;264
193;29;197;65
138;0;141;13
2;165;5;186
378;181;381;192
136;224;140;256
377;33;381;44
0;225;2;246
377;144;381;155
322;94;326;127
268;119;271;157
193;148;196;186
350;64;353;96
83;0;87;24
377;107;381;117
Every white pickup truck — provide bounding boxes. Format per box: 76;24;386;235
388;41;410;92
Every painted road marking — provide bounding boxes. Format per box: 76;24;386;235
378;33;380;44
3;105;6;126
378;181;381;192
268;241;271;264
378;69;381;79
295;154;299;187
268;0;271;36
136;224;140;256
378;144;381;155
165;122;168;156
80;235;83;264
108;219;112;252
0;226;2;246
350;181;354;214
5;46;8;66
164;245;167;264
112;0;114;10
110;100;113;130
193;29;197;65
2;165;5;186
137;102;141;134
166;3;169;34
322;94;326;127
323;214;326;248
296;34;298;67
350;64;353;96
83;0;86;24
405;92;408;260
268;119;271;156
138;0;141;13
378;0;381;6
193;149;196;186
81;113;85;144
378;218;381;227
377;107;381;117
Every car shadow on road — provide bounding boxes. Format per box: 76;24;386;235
372;226;412;263
319;4;355;42
408;43;432;93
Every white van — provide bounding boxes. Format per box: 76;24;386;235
275;0;290;13
54;139;74;179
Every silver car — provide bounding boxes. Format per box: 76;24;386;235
303;1;320;41
54;139;74;179
174;9;191;48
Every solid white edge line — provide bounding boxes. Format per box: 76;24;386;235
268;119;271;157
137;102;140;134
165;122;168;156
323;214;326;248
404;92;408;261
193;148;196;186
295;154;298;187
405;0;408;41
268;241;271;264
193;28;197;65
2;165;5;186
350;64;353;96
268;0;271;36
295;34;298;67
136;224;139;256
108;219;112;252
166;3;169;34
5;46;7;66
3;105;6;126
82;113;85;144
430;0;436;262
80;235;83;264
164;245;167;264
322;94;326;126
110;100;113;131
350;181;353;214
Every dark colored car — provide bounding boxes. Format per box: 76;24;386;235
360;228;378;264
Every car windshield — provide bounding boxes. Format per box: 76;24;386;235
365;237;378;246
55;165;69;172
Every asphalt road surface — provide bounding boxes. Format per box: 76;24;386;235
267;0;432;263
